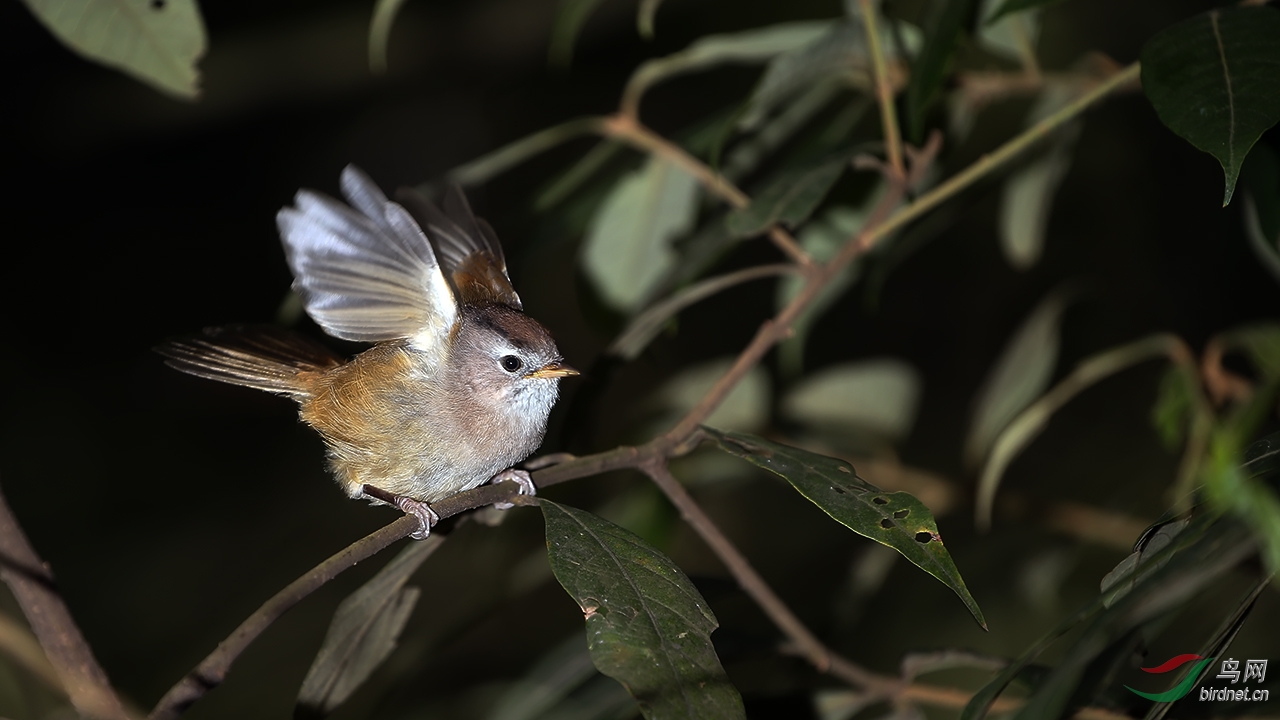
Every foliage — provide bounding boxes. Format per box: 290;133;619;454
5;0;1280;719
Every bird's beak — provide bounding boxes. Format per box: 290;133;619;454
527;361;580;379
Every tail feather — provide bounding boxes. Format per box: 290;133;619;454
157;326;342;398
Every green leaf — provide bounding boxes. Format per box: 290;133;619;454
1140;6;1280;206
548;0;608;67
975;333;1178;529
906;0;977;143
22;0;206;99
1151;365;1194;450
637;0;663;40
976;0;1041;63
704;428;986;629
542;501;745;720
296;537;443;716
655;360;771;434
485;632;630;720
985;0;1063;26
782;359;921;441
625;21;833;117
739;18;919;131
997;84;1082;270
725;157;848;238
964;290;1070;468
1008;519;1255;720
581;155;701;312
1098;518;1188;608
368;0;410;74
722;81;852;183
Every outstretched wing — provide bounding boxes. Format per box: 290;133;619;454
395;184;522;309
276;165;458;356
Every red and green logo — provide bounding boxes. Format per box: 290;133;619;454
1125;654;1216;702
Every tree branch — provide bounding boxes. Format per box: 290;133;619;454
0;483;133;720
640;461;895;692
150;58;1143;718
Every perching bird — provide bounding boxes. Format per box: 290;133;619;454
158;166;577;538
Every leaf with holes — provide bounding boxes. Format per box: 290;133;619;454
542;500;745;720
1141;6;1280;206
23;0;206;99
704;428;986;629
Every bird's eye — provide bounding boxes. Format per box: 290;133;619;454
500;355;523;373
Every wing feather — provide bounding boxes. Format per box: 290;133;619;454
276;166;457;355
395;185;522;309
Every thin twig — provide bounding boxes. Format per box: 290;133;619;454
148;482;532;720
154;58;1142;716
858;0;905;181
665;131;942;442
641;461;895;692
149;516;419;720
0;483;132;720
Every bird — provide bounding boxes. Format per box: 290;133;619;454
158;165;577;538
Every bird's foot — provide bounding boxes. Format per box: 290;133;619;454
489;468;536;510
360;484;439;540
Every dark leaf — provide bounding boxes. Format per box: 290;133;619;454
725;157;848;238
1008;519;1255;720
906;0;977;143
1142;576;1270;720
542;500;745;720
739;18;892;131
1140;6;1280;205
703;428;986;629
296;537;443;717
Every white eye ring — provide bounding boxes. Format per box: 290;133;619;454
500;355;523;373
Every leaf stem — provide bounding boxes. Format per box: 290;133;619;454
859;0;906;181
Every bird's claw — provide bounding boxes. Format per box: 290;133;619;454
393;496;440;540
490;468;536;510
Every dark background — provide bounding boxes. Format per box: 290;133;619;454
1;0;1277;717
